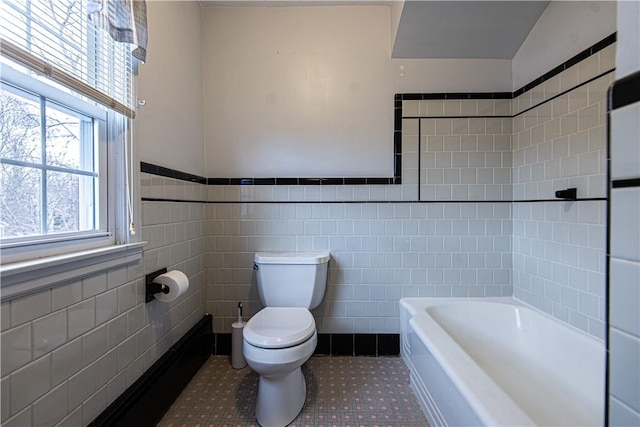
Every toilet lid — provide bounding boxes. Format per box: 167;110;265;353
244;307;316;349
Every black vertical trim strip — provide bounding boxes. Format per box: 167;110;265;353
394;131;402;155
609;69;640;111
395;93;403;180
604;97;612;427
417;119;421;201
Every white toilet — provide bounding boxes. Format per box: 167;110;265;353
243;251;330;427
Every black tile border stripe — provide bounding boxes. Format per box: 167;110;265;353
403;115;513;120
612;178;640;189
141;34;616;188
513;68;615;118
398;92;513;101
140;162;207;184
212;332;400;357
608;69;640;111
513;32;616;97
141;197;606;204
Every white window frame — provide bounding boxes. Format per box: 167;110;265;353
0;65;142;301
1;63;112;255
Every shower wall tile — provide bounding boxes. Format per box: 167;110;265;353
609;328;640;413
512;200;606;338
609;214;640;341
509;51;613;340
610;396;640;427
610;187;640;262
610;102;640;180
512;72;613;201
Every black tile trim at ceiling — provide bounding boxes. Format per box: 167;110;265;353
608;69;640;111
141;34;616;188
212;333;400;357
396;32;616;103
612;178;640;189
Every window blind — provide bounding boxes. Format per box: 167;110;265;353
1;0;135;118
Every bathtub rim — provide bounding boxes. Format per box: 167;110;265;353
401;296;605;427
405;298;537;426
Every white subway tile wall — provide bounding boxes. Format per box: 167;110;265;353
205;202;512;334
0;188;207;426
512;73;613;201
512;200;606;338
608;28;640;422
509;46;614;338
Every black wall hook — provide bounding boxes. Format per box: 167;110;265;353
555;188;577;200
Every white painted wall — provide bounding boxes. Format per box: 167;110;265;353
390;0;404;53
135;1;205;176
616;0;640;78
512;0;616;90
201;6;511;178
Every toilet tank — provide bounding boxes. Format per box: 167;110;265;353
254;252;330;309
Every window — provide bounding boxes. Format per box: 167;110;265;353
1;79;107;244
0;0;137;265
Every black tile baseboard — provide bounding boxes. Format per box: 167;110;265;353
89;315;213;427
212;333;400;357
214;333;232;356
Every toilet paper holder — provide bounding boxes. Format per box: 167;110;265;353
145;267;170;303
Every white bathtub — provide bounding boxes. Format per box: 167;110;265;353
399;297;605;427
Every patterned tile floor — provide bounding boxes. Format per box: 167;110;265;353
157;356;429;427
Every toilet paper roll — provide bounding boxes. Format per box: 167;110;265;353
153;270;189;302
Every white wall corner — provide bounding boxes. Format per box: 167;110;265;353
390;0;405;57
512;0;617;91
616;0;640;78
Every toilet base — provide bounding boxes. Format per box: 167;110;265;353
255;366;306;427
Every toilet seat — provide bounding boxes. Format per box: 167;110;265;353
244;307;315;349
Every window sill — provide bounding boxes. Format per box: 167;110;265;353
0;242;146;302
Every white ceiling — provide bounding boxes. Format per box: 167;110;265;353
201;0;551;59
